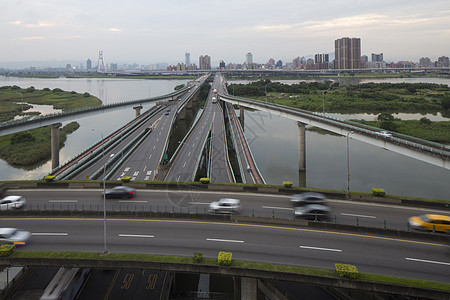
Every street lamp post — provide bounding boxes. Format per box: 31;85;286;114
102;153;114;254
346;131;354;199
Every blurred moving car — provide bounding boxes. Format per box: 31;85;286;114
209;198;241;214
291;192;327;207
294;204;331;221
0;195;26;210
408;214;450;232
0;228;31;245
376;131;393;138
103;186;136;199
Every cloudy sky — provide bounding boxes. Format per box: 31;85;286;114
1;0;449;67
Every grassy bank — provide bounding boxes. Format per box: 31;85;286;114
0;122;79;167
0;85;101;122
10;250;450;292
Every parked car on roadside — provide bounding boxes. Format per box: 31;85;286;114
209;198;241;214
0;228;31;245
294;204;331;221
291;192;327;207
103;186;136;199
0;195;26;210
408;214;450;233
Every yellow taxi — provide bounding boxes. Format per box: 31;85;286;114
408;214;450;232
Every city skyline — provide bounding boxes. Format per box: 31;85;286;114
1;0;449;67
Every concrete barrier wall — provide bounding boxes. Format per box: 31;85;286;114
0;257;448;299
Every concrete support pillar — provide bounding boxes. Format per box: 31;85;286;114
178;107;186;120
239;106;245;128
186;98;193;109
51;123;62;170
133;105;143;117
241;277;257;300
297;121;306;172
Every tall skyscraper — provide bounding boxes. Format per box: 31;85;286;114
246;52;253;64
185;53;190;66
86;58;92;70
334;37;361;69
199;55;211;70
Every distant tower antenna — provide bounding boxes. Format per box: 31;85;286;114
97;51;107;73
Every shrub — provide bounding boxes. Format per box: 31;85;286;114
218;251;232;266
372;188;386;197
121;176;131;182
44;176;55;182
335;263;358;279
193;252;203;263
83;92;91;97
0;244;15;257
199;178;210;184
283;181;293;188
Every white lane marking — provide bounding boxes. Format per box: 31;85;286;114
156;138;159;142
118;200;148;203
143;165;147;172
340;213;376;219
300;246;342;252
153;145;156;150
188;152;191;157
189;202;210;205
207;238;244;243
48;200;78;203
262;206;293;211
119;234;154;238
183;162;187;168
148;154;152;160
177;175;181;181
405;257;450;266
32;233;68;236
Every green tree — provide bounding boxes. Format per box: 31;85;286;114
377;113;394;122
419;117;432;125
10;132;35;144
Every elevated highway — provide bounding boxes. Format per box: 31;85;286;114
218;93;450;170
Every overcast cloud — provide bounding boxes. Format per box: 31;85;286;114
1;0;449;67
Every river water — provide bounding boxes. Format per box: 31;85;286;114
1;76;449;200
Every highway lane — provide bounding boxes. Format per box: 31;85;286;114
5;189;450;230
209;74;234;183
164;87;216;182
110;79;205;181
1;217;449;283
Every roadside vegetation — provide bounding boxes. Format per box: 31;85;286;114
0;85;101;167
228;80;450;143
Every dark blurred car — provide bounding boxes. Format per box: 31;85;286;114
291;192;327;207
103;186;136;199
294;204;331;221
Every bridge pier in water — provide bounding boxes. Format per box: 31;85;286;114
133;105;143;117
51;123;62;169
239;106;245;128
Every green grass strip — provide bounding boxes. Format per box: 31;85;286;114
10;251;450;291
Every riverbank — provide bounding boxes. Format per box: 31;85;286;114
0;86;101;166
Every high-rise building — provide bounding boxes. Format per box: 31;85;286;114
219;60;225;70
334;37;361;69
371;53;383;62
419;57;432;68
185;53;190;66
86;58;92;70
199;55;211;70
437;56;449;67
246;52;253;64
